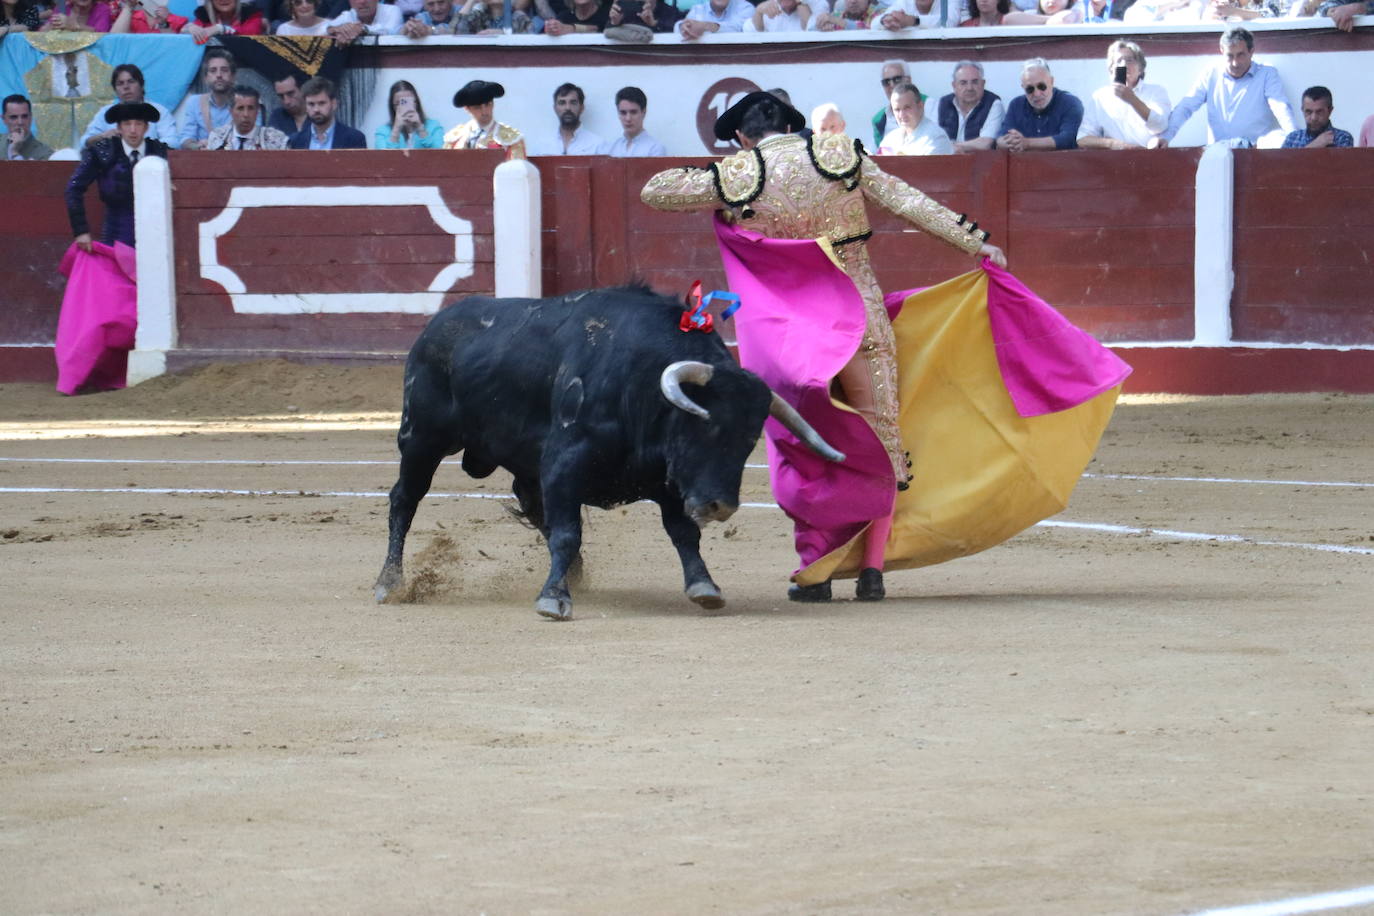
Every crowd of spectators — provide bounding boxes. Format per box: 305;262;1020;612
0;0;1365;37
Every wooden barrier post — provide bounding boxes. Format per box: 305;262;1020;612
129;155;176;385
1193;143;1234;346
494;159;541;299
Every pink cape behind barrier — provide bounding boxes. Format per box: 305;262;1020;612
54;241;138;396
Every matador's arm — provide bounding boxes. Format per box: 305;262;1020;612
640;164;724;212
857;156;988;256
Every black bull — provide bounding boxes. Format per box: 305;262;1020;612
374;285;843;620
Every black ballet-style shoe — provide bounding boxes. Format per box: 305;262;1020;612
788;580;832;603
896;451;913;491
855;567;885;601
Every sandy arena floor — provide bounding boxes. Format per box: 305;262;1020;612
1;361;1371;915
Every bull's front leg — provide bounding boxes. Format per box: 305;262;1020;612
658;498;725;610
534;450;590;621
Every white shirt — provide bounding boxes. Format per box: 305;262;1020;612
1078;82;1171;148
678;0;754;32
81;100;174;147
121;139;149;161
329;3;403;33
606;131;667;157
742;4;808;29
531;126;607;156
878;116;953;156
952;96;1005;142
275;18;331;33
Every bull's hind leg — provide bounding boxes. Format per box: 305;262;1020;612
659;499;725;610
375;434;450;603
512;475;585;588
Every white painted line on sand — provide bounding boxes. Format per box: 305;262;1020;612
1085;472;1373;489
3;486;1371;557
1191;883;1374;916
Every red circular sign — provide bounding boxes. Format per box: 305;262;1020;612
696;77;762;154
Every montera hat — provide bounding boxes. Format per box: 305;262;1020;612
105;101;161;124
712;90;805;142
453;80;505;108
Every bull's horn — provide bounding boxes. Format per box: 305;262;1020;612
769;394;846;463
660;361;714;420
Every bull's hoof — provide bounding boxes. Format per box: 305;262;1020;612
788;580;832;603
535;596;574;621
686;580;725;610
374;568;401;604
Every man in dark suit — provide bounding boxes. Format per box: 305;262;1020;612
65;102;171;250
287;76;367;150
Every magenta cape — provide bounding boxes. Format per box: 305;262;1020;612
712;215;1132;579
55;241;138;396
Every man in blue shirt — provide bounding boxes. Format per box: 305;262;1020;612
996;58;1083;152
1281;86;1354;149
1157;26;1296;149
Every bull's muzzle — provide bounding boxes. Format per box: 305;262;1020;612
686;498;738;526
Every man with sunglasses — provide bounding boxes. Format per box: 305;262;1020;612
996;58;1083;153
871;59;910;149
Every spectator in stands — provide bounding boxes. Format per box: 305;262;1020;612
676;0;751;37
276;0;329;31
82;65;174;149
1360;113;1374;147
0;0;44;32
375;80;446;148
65;102;170;249
745;0;812;30
206;86;290;149
1077;40;1171;149
604;0;681;38
179;49;238;151
878;83;954;155
544;0;609;32
288;77;367;149
328;0;403;40
872;60;909;148
605;86;666;156
443;79;526;157
1157;27;1296;148
939;61;1003;152
1123;0;1202;22
811;102;846;137
1004;0;1083;23
184;0;266;36
453;0;534;32
1317;0;1370;29
1080;0;1111;19
269;73;309;136
402;0;457;32
996;58;1083;152
5;95;52;160
961;0;1010;24
42;0;132;31
875;0;920;29
813;0;887;28
129;0;189;31
530;83;605;154
1281;86;1353;147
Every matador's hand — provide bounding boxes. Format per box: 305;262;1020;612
979;243;1006;269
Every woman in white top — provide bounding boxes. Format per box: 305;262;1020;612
276;0;329;33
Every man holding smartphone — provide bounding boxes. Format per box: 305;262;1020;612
1078;40;1172;150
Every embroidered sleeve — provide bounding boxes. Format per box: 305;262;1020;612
858;156;987;255
640;165;723;211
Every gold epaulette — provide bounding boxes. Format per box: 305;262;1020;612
492;123;523;147
710;148;765;207
808;133;863;190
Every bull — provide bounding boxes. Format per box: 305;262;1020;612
373;285;843;620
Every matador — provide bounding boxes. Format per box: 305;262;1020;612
641;91;1006;602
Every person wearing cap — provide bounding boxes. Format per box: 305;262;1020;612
641;90;1005;602
65;101;169;251
877;81;954;155
443;80;526;159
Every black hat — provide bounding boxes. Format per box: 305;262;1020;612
105;101;160;124
712;90;805;142
453;80;505;108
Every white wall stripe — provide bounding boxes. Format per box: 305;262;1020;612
2;485;1370;558
2;458;1370;491
1191;884;1374;916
